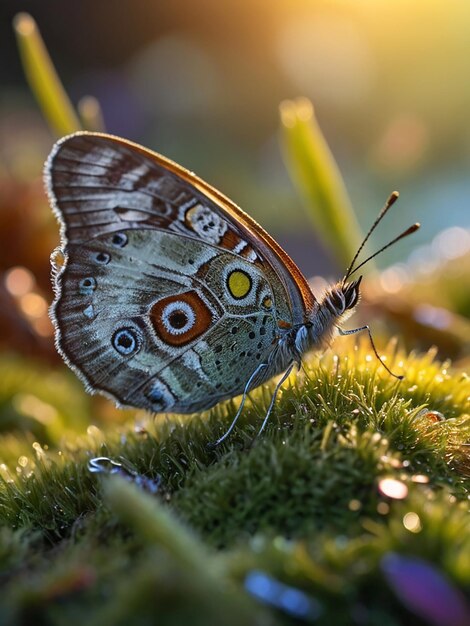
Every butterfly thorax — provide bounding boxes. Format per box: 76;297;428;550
263;277;362;381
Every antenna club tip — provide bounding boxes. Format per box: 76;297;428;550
407;223;421;234
387;191;400;206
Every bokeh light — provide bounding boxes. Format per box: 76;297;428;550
378;478;409;500
5;266;35;296
403;512;422;533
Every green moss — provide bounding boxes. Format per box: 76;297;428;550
0;343;468;625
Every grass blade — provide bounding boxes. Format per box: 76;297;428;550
14;12;81;136
280;97;364;270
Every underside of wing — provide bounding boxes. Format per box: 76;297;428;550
45;132;315;413
50;227;286;413
45;132;315;318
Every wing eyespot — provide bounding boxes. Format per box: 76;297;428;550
111;232;128;248
145;380;175;412
93;251;110;265
184;203;227;244
161;301;195;336
79;277;97;296
261;295;273;310
227;269;252;300
112;327;141;356
149;291;213;347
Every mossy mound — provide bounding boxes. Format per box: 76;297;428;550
0;343;469;625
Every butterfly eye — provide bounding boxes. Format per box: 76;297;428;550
112;328;141;356
111;232;128;248
93;252;111;265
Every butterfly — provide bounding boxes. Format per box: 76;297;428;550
45;132;419;444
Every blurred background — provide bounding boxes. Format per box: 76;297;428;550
0;0;468;441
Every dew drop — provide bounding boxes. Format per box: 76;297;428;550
32;441;46;459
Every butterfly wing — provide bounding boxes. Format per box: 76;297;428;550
46;132;316;413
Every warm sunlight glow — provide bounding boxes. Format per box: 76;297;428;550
5;266;35;297
18;292;48;318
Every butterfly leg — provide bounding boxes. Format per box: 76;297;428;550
253;361;295;442
208;362;268;448
337;325;403;380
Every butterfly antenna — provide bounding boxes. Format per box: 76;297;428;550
342;191;400;285
346;223;420;279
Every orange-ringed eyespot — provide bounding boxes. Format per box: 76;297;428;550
161;301;195;335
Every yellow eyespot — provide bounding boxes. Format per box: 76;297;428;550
227;270;252;299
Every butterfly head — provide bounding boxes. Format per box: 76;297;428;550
296;276;362;357
323;276;362;320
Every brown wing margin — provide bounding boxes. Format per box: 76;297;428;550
45;131;316;319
